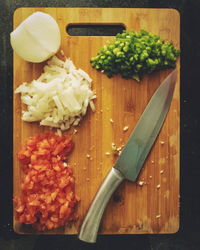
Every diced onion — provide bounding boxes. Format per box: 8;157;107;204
15;56;96;130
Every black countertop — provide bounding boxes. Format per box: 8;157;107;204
0;0;199;249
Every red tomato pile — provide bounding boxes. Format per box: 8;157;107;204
14;133;79;231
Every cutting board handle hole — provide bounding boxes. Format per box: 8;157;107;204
66;23;126;36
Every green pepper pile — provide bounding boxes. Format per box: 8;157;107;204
90;29;180;81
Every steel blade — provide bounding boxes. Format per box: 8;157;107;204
114;70;177;181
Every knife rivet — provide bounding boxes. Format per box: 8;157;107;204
156;184;161;189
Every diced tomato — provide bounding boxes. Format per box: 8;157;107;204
14;133;79;231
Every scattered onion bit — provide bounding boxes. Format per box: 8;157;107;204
14;133;79;231
15;56;96;130
123;125;129;132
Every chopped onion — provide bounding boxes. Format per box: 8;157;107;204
15;56;96;130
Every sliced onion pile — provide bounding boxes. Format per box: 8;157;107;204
15;56;96;130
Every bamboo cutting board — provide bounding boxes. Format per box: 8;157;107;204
13;8;180;234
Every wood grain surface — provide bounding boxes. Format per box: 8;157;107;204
13;8;180;234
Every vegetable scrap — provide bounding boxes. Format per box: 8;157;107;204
156;184;161;189
14;133;79;231
111;142;124;156
123;126;129;132
91;29;180;81
105;152;111;156
138;181;146;186
15;55;96;130
73;129;78;134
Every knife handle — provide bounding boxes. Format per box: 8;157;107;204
78;168;124;243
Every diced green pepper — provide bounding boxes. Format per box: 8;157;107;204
90;29;180;81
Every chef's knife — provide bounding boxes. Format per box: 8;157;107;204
78;70;177;243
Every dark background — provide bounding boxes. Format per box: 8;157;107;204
0;0;199;249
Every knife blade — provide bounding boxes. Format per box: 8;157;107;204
78;70;177;243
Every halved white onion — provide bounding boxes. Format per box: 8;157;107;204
10;11;61;63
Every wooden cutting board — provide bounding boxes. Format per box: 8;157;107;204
13;8;180;234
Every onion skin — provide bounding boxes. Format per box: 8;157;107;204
10;11;61;63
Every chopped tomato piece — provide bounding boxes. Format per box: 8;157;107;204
14;133;79;231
